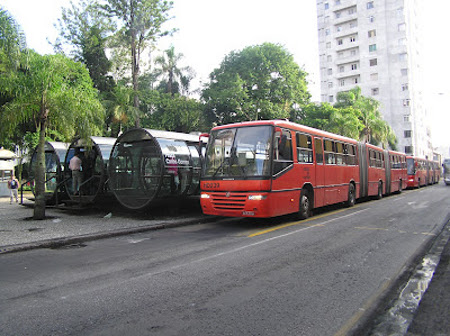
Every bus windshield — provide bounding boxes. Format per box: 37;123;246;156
443;160;450;173
204;125;272;178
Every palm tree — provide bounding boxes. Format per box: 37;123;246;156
1;51;104;219
153;45;194;96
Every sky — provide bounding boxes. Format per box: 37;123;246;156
1;0;449;152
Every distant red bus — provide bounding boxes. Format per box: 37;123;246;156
200;120;407;219
406;156;440;188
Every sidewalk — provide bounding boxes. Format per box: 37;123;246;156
0;195;211;254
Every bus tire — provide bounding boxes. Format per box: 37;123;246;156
346;184;356;207
298;190;311;220
376;182;383;200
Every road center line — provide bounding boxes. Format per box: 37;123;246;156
249;208;370;237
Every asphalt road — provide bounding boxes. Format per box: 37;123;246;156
1;184;448;336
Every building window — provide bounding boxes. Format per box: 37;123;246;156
354;77;359;84
328;81;334;88
404;115;410;122
350;36;356;42
398;23;406;31
338;39;343;45
404;130;412;138
370;73;378;81
370;58;378;66
401;68;408;76
369;44;377;52
336;26;342;32
405;146;413;154
351;63;358;70
399;53;407;61
350;49;357;56
371;88;379;95
349;21;357;28
368;29;376;38
335;0;341;5
338;51;344;58
336;12;341;19
339;65;345;72
348;8;356;14
328;68;333;75
329;95;334;103
367;1;374;9
340;79;345;86
369;15;375;23
325;2;329;10
403;99;410;106
327;55;332;62
398;38;406;46
326;28;330;36
402;83;409;91
326;42;331;49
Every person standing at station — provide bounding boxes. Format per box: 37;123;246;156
69;152;83;195
7;174;20;204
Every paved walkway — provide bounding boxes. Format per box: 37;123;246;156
0;195;209;254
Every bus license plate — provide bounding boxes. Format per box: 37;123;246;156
242;211;255;216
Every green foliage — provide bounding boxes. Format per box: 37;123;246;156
101;0;175;127
102;83;138;137
153;45;194;96
0;50;104;219
202;43;310;125
1;51;104;141
0;7;26;73
141;91;205;133
55;0;115;93
334;87;397;148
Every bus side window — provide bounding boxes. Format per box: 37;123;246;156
273;129;293;174
324;139;335;164
314;138;323;164
296;133;313;163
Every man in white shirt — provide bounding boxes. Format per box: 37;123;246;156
69;152;82;195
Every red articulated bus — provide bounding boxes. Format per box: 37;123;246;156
200;120;407;219
406;156;440;188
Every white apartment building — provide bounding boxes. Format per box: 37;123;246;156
316;0;433;158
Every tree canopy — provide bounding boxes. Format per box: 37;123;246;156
202;43;311;125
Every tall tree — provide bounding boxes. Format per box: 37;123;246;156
153;45;193;96
202;43;310;125
55;0;114;93
101;0;174;127
0;51;104;219
0;7;26;74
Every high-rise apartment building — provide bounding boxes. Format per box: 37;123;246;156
316;0;432;158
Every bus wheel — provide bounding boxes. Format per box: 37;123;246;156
298;190;311;220
376;182;383;200
346;184;356;207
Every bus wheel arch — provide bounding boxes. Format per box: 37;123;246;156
298;185;313;220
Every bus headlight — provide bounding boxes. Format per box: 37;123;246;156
200;193;210;199
248;195;267;201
